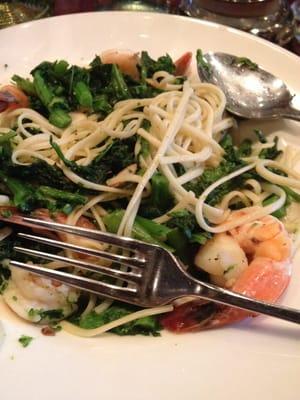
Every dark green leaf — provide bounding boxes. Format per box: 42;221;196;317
259;136;282;160
18;335;33;348
74;81;93;109
140;51;175;81
49;108;71;128
196;49;211;76
79;305;161;336
254;129;267;143
233;57;258;70
12;75;36;96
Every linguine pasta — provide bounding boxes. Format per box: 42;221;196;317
0;51;300;337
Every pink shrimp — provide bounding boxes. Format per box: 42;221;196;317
0;207;97;256
100;49;140;80
0;85;29;112
100;50;193;82
174;52;192;76
32;208;101;260
161;213;292;332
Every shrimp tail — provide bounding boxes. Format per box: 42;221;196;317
199;257;291;330
0;85;29;112
160;300;218;332
162;257;291;333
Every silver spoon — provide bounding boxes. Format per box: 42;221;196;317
197;52;300;122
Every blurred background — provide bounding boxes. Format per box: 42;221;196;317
0;1;299;54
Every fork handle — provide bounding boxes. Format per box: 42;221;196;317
193;282;300;324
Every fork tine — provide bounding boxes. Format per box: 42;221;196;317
9;260;138;303
17;232;145;268
18;216;148;252
14;246;142;284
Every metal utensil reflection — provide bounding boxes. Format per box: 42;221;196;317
198;52;300;121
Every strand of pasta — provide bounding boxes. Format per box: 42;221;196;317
256;159;300;189
60;304;174;337
117;81;194;237
196;161;286;233
81;294;98;317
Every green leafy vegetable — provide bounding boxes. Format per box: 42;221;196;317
78;305;161;336
103;210;173;250
183;132;275;206
0;170;37;212
36;186;86;205
165;209;212;264
196;49;211;76
140;51;175;81
51;136;136;184
0;210;12;218
13;52;175;126
0;232;61;267
33;71;54;107
139;173;174;218
263;194;290;219
233;57;258;70
18;335;33;348
0;130;16;144
254;129;267;143
283;186;300;203
0;170;87;213
259;136;282;160
12;74;36;96
74;81;93;109
236;138;252;157
0;265;10;294
49;108;71;128
184;134;245;205
7;160;78;191
28;308;64;322
166;209;198;240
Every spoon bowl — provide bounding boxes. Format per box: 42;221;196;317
198;52;300;121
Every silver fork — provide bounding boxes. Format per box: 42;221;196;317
3;215;300;325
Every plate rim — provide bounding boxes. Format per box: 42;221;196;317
1;10;300;400
0;10;300;66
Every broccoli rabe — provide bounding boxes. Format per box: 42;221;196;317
184;130;282;206
0;171;87;213
51;136;136;184
165;209;212;264
139;51;175;81
139;173;174;218
103;210;173;251
76;304;161;336
18;335;34;348
12;52;177;128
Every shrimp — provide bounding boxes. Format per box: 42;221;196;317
0;208;98;323
174;52;192;76
161;213;292;332
194;233;248;288
32;208;106;256
101;49;140;80
0;85;29;112
3;267;79;323
229;214;291;262
100;50;193;82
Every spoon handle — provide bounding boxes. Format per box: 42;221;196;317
282;106;300;122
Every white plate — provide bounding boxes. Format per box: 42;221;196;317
0;12;300;400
